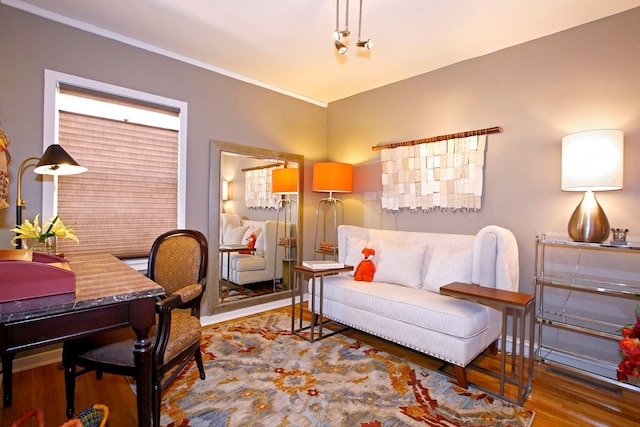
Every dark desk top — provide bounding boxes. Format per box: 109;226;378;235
0;253;164;323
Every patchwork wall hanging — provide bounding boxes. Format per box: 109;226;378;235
244;163;284;209
374;126;501;213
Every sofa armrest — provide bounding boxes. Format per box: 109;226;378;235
472;225;519;292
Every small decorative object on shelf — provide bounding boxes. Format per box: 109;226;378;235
11;214;79;254
611;228;630;245
617;305;640;382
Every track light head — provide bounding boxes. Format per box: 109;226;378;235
334;40;348;55
333;30;350;41
356;38;372;49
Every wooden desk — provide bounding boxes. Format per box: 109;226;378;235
439;282;535;405
0;253;164;427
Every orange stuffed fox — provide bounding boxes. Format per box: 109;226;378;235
354;246;376;282
239;232;257;254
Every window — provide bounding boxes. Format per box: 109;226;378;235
43;70;187;259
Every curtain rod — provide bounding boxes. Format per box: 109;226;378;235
371;126;502;151
241;162;287;172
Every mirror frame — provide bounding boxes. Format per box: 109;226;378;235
206;140;304;315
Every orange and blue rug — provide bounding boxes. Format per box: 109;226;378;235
160;309;534;426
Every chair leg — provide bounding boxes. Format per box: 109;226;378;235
63;363;76;419
195;349;206;380
152;380;162;427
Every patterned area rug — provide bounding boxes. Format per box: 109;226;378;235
160;309;535;426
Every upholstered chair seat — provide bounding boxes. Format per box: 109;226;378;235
64;310;201;367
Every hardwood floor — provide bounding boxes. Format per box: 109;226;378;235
1;309;638;426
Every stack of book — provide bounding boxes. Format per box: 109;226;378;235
318;241;337;252
278;237;297;247
302;260;345;270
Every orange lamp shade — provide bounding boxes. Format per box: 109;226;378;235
272;168;298;194
312;162;353;193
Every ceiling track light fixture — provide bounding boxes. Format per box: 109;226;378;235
356;0;372;50
334;0;350;54
334;40;348;55
333;0;372;55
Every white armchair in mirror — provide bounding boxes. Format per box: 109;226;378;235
219;213;289;302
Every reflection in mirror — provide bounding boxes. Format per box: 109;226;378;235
208;141;303;315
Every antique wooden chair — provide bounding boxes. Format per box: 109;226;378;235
62;229;208;427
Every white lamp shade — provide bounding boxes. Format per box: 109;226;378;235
561;129;623;191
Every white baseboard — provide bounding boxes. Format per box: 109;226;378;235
201;297;294;326
0;348;62;375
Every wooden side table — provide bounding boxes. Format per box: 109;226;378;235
292;264;353;342
439;282;535;405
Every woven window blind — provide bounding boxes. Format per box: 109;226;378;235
57;109;179;258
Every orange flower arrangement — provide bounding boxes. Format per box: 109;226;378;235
617;305;640;381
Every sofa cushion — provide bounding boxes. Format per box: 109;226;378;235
231;254;266;272
423;245;473;292
375;239;427;288
314;275;490;339
242;225;263;246
223;224;249;244
220;213;242;243
344;236;367;276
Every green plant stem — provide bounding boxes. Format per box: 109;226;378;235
40;215;59;242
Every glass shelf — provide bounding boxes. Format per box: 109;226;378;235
536;308;622;340
537;270;640;298
537;236;640;252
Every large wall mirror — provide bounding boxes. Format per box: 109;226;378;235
207;140;304;315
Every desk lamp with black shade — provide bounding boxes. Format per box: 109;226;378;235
15;144;87;248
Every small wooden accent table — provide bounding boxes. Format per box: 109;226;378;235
439;282;535;405
292;264;353;342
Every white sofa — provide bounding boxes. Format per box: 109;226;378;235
220;213;287;286
308;224;519;388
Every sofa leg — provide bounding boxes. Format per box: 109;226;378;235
488;339;498;355
453;365;468;389
310;313;319;326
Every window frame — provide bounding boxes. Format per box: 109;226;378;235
42;70;188;263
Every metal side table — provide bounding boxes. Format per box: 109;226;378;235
292;264;353;342
440;282;535;405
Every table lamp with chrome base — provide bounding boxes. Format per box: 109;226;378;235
561;129;623;243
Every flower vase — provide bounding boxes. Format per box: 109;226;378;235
44;236;57;255
23;236;57;255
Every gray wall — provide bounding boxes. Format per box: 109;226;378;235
327;8;640;297
0;5;327;260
